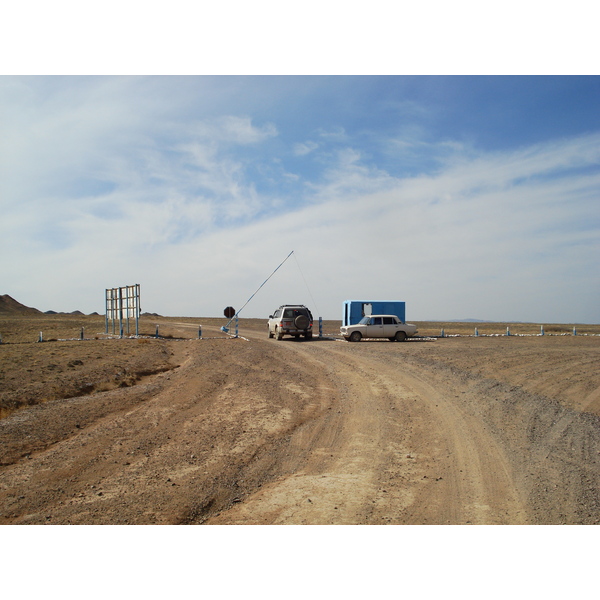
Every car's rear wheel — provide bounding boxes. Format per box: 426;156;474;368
394;331;407;342
268;329;274;338
275;327;284;340
349;331;362;342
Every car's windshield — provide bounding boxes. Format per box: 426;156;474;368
358;316;370;325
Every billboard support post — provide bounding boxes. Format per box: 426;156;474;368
105;284;140;337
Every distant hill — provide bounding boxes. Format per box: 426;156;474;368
0;296;102;316
0;294;43;315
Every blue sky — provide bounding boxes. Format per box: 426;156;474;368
1;75;599;322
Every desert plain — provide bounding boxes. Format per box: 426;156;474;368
1;311;599;525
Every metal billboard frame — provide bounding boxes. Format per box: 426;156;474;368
105;284;140;336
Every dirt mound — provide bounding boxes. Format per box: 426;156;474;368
0;295;42;315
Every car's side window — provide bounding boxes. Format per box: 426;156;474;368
383;317;394;325
373;317;383;325
274;310;280;318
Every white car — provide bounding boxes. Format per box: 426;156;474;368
341;315;418;342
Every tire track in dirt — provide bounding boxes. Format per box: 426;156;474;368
375;361;527;524
206;337;528;524
2;321;596;524
206;342;391;524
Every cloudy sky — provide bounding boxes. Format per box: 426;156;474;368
1;75;599;322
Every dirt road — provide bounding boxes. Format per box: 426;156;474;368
1;319;599;524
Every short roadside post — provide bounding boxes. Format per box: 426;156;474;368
319;317;323;338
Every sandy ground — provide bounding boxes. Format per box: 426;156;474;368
1;315;599;525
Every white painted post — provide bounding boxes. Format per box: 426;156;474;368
119;288;123;337
573;326;577;336
541;325;545;336
39;331;43;342
475;327;479;337
506;326;510;336
441;328;445;338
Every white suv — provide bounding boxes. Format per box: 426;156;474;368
341;315;417;342
268;305;313;340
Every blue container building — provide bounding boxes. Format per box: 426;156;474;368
342;300;406;327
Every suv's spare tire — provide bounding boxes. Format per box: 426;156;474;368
294;314;310;329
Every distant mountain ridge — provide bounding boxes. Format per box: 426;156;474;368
0;294;42;315
0;295;90;316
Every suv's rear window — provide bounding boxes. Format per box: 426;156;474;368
282;308;311;318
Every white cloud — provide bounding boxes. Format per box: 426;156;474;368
190;115;278;145
4;129;599;322
83;133;593;324
293;141;319;156
1;78;598;323
317;127;347;141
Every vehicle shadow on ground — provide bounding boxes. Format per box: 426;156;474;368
272;336;339;342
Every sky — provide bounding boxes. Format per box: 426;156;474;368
1;75;599;323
